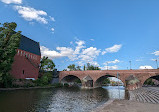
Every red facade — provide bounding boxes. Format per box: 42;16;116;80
11;49;41;80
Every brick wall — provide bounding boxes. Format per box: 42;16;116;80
10;49;41;80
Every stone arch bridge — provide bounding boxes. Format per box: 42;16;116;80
59;69;159;90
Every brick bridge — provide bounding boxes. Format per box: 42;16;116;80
59;69;159;90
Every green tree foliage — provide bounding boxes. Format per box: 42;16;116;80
63;69;67;71
86;63;101;70
67;64;82;71
40;56;55;71
67;64;76;71
76;66;81;71
0;22;21;87
103;78;110;85
83;65;86;71
144;78;155;86
35;72;53;86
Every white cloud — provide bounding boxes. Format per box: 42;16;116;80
40;46;62;59
1;0;22;4
41;39;101;67
51;28;54;32
77;47;101;66
14;6;48;24
152;51;159;56
104;59;120;64
151;59;157;61
49;16;55;22
90;39;94;41
139;65;153;69
100;65;118;70
40;46;76;60
102;44;122;55
74;40;85;54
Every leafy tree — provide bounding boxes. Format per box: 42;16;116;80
67;64;82;71
103;78;110;85
40;56;55;71
0;22;21;87
86;63;101;70
144;78;155;86
67;64;76;71
63;69;67;71
83;65;86;71
76;66;81;71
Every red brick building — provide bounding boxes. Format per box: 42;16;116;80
10;35;41;80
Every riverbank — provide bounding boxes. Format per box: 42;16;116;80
92;99;159;112
0;86;56;91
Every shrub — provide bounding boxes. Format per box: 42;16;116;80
64;83;69;87
52;83;63;88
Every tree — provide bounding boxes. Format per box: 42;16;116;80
67;64;76;71
63;69;67;71
83;65;86;71
76;66;81;71
103;78;110;85
0;22;21;87
40;56;55;71
86;63;101;70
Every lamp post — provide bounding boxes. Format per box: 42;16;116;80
155;59;158;69
117;72;120;99
129;61;132;70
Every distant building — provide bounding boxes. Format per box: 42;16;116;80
10;35;41;80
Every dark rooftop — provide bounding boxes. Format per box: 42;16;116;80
19;35;41;56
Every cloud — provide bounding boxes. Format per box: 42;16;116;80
14;6;48;24
40;46;76;60
152;51;159;56
49;16;55;22
40;46;62;59
104;59;120;64
41;39;101;67
100;65;118;70
51;28;55;32
74;40;85;54
90;39;94;41
77;47;101;66
102;44;122;55
139;65;153;69
1;0;22;4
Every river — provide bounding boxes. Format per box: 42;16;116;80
0;86;126;112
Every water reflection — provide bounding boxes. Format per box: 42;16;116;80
103;86;125;99
0;86;125;112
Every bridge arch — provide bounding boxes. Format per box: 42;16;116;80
94;74;124;87
60;75;82;85
142;74;159;86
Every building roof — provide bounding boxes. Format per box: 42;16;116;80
19;35;41;56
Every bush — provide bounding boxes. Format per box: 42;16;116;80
34;72;53;86
64;83;69;87
52;83;63;88
0;73;14;88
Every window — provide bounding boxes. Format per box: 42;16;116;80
23;70;24;74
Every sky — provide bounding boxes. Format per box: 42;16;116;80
0;0;159;71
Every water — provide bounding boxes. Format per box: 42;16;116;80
0;86;126;112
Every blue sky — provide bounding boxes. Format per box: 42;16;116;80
0;0;159;71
